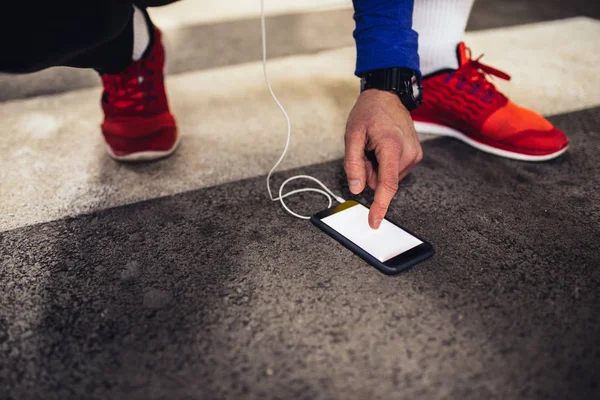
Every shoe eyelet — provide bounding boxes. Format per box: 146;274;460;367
469;84;480;95
480;91;494;103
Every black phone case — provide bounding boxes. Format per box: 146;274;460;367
310;205;434;275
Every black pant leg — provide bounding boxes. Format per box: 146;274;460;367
1;0;134;74
134;0;180;6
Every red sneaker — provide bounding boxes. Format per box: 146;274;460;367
100;27;179;161
412;43;568;161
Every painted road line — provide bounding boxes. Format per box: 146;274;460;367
1;18;599;231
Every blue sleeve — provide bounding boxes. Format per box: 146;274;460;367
352;0;419;76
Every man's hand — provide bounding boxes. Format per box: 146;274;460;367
344;89;423;229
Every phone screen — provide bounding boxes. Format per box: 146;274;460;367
321;203;423;262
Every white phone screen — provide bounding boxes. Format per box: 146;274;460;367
321;203;422;262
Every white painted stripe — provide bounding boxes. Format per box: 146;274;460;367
149;0;352;29
1;17;599;231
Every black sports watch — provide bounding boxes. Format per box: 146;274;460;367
360;67;422;111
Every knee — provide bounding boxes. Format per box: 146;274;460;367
91;2;133;46
0;2;133;74
0;48;45;74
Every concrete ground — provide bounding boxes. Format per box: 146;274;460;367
1;1;599;399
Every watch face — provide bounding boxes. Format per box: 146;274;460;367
411;75;421;101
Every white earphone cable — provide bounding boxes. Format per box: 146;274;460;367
261;0;345;219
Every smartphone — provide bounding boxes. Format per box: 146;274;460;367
311;200;434;275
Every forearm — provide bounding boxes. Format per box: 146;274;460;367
352;0;419;76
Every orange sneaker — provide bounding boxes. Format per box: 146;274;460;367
412;43;569;161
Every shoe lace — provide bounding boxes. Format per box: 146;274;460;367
448;46;511;103
102;57;158;110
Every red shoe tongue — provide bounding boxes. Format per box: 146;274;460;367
457;42;469;66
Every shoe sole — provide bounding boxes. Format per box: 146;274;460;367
414;121;568;162
106;131;181;162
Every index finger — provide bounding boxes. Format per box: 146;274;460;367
368;142;401;229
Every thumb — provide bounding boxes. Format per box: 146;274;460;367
344;125;368;194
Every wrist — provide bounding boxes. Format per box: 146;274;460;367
360;67;422;111
358;89;409;111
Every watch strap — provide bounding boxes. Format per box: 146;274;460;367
360;68;422;111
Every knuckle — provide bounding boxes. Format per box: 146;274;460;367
415;149;424;163
403;142;423;164
385;128;401;141
344;158;363;170
404;149;419;164
380;179;399;195
345;129;365;146
367;118;383;132
372;201;389;216
376;140;402;160
346;123;364;136
387;140;404;155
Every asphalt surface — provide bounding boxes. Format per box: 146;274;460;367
1;107;599;400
